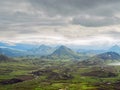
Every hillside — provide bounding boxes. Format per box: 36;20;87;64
96;52;120;60
0;54;11;62
109;45;120;54
0;47;26;57
29;45;55;56
79;52;120;66
49;45;80;59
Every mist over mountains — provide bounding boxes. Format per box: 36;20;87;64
0;42;120;58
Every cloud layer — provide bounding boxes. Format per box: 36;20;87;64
0;0;120;46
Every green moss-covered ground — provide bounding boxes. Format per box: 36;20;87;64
0;58;120;90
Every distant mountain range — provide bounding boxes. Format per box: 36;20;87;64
0;41;120;59
28;45;55;56
77;45;120;56
0;42;37;50
0;47;26;57
77;49;106;56
1;41;120;66
0;42;55;57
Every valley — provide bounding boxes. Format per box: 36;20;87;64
1;0;120;89
1;58;120;90
1;44;120;90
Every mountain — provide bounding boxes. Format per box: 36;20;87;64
96;52;120;60
29;45;55;56
77;49;106;56
0;42;8;47
0;42;37;50
109;45;120;54
0;47;27;57
0;43;56;57
0;54;11;62
49;45;80;59
9;43;38;50
79;52;120;66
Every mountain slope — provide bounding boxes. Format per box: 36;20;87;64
96;52;120;60
109;45;120;54
49;45;80;59
0;54;12;62
0;47;27;57
79;52;120;66
77;49;106;56
0;42;37;50
29;45;55;56
0;54;9;61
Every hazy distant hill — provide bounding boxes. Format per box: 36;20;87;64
77;49;106;56
0;43;55;57
0;54;11;62
0;47;26;57
49;45;80;59
79;52;120;66
109;45;120;54
29;45;55;56
0;42;37;50
96;52;120;60
0;54;9;60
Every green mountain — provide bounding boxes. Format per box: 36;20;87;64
0;47;26;57
0;54;11;62
96;52;120;60
49;45;80;59
109;45;120;54
79;52;120;66
29;45;55;56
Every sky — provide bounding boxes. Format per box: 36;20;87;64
0;0;120;47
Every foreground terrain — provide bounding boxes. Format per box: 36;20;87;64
0;56;120;90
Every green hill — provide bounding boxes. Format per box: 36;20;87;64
49;45;80;59
79;52;120;66
0;54;11;62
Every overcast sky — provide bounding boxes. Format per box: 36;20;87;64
0;0;120;47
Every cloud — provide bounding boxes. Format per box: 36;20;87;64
29;0;120;16
28;0;120;27
1;0;120;27
71;15;120;27
0;0;120;46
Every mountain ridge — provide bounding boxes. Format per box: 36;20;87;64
49;45;80;59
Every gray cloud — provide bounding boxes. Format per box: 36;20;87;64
29;0;120;15
29;0;120;27
101;30;120;39
1;0;120;27
71;16;120;27
0;0;120;46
